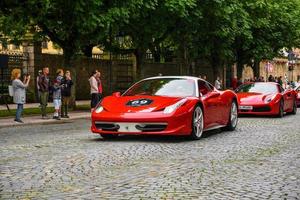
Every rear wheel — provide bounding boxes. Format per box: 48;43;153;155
190;105;204;140
223;100;238;131
277;99;284;118
290;99;297;115
100;134;119;139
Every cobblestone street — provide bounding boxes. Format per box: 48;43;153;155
1;110;300;199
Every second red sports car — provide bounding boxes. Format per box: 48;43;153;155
294;83;300;107
236;82;297;117
91;76;238;140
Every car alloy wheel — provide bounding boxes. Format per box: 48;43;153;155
191;106;204;140
277;99;284;118
291;99;297;115
223;101;238;131
231;101;238;128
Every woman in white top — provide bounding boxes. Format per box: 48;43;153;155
89;70;99;110
11;68;30;123
215;76;222;90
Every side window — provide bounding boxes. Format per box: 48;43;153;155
206;82;214;91
198;80;210;96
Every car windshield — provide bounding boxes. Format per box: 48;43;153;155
123;78;196;97
236;83;279;94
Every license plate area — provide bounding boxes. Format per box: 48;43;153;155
239;105;253;110
118;123;142;132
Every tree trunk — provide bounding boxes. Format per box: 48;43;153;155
211;51;222;83
83;44;94;58
236;61;244;81
134;48;145;80
252;60;260;78
63;47;76;109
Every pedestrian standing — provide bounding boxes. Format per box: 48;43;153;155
36;70;42;104
89;70;99;110
52;69;64;120
96;70;103;100
38;67;50;119
61;70;73;118
215;76;222;90
11;68;30;123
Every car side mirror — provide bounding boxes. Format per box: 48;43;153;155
113;92;121;97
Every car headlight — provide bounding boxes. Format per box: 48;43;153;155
265;95;276;103
95;106;104;113
163;99;187;114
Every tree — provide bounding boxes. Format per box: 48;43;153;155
0;0;141;66
233;0;300;78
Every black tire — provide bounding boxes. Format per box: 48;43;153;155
291;99;297;115
190;105;204;140
223;100;238;131
100;134;118;139
277;99;284;118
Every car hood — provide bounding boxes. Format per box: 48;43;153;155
100;95;184;113
237;92;276;104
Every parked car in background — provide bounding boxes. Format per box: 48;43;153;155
294;83;300;107
91;76;238;140
236;82;297;117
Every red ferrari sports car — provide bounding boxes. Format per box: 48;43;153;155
236;82;297;117
91;76;238;140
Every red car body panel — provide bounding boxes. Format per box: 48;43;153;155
237;82;296;116
91;76;237;136
295;85;300;107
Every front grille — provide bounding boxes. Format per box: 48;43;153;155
135;124;167;132
94;122;167;132
95;122;119;131
252;106;271;112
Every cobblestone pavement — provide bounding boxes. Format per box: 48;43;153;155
1;110;300;199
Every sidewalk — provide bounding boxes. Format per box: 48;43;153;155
0;100;91;128
0;100;90;110
0;111;91;128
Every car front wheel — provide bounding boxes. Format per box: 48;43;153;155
190;105;204;140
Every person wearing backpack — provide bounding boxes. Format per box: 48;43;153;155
11;68;30;123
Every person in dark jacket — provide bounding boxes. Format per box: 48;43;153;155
61;70;73;118
38;67;50;119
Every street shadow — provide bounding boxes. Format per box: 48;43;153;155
239;112;296;119
202;128;223;138
86;134;190;143
84;128;226;143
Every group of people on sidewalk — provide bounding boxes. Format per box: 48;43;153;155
10;67;73;123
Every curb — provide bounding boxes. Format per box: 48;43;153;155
0;113;91;128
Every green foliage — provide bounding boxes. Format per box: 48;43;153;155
0;0;300;77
